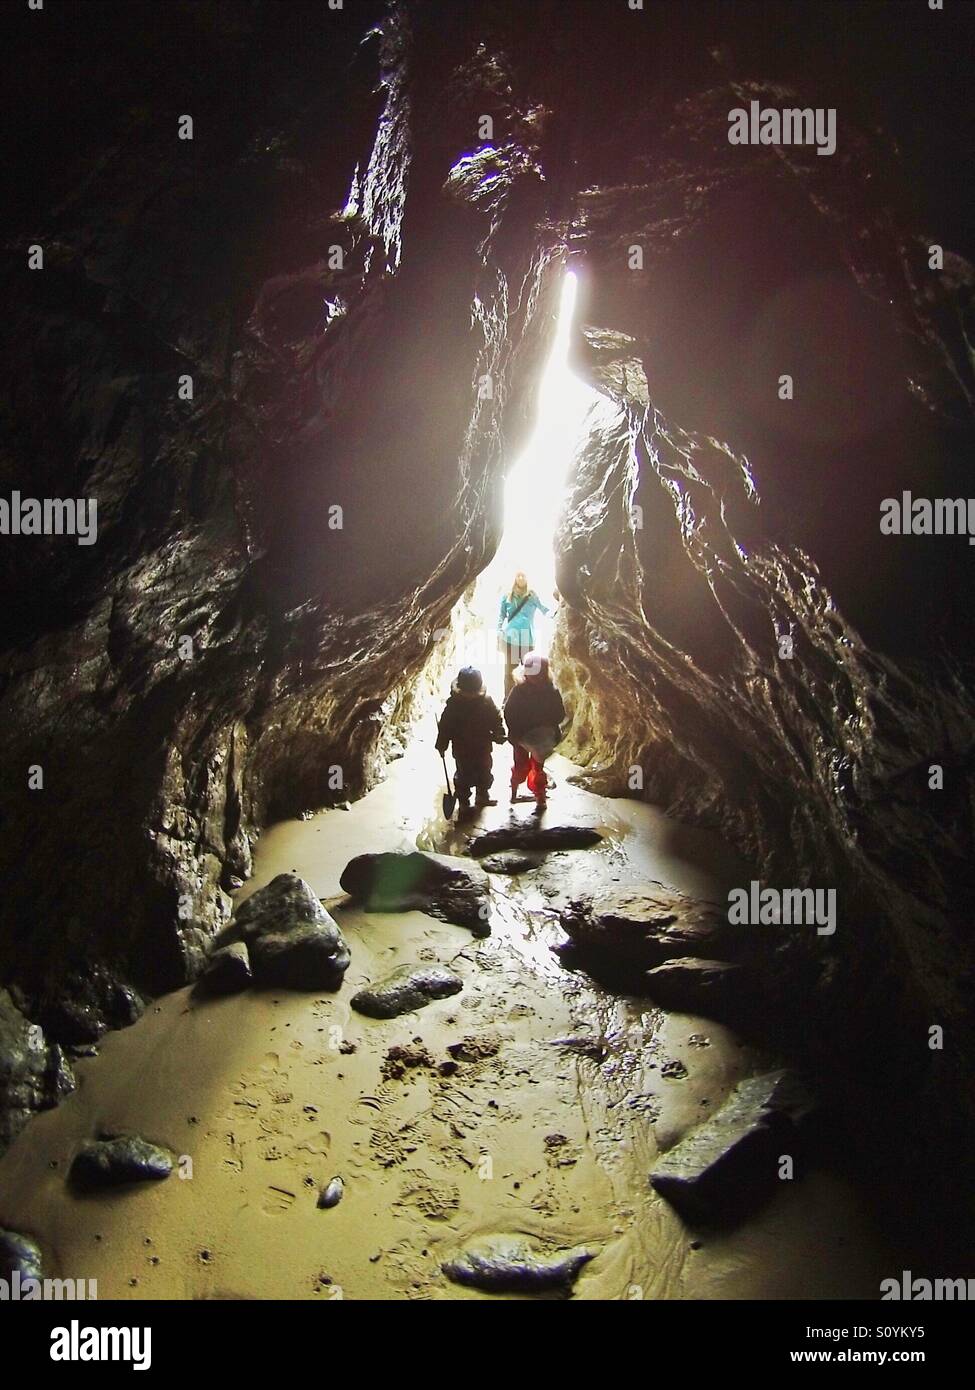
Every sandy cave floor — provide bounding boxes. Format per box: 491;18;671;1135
0;731;892;1300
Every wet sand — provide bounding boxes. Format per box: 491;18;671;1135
0;733;891;1299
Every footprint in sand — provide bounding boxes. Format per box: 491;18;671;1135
366;1117;422;1169
222;1133;245;1173
393;1170;461;1222
262;1184;297;1215
224;1058;307;1162
382;1239;438;1299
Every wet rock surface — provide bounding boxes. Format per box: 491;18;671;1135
340;852;491;935
559;885;739;975
0;990;75;1157
650;1069;816;1225
469;826;602;857
643;958;749;1022
197;942;252;997
0;1228;43;1280
351;963;464;1019
235;875;350;991
479;851;546;875
442;1235;594;1294
69;1135;174;1192
27;966;144;1049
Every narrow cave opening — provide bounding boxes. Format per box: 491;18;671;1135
441;269;602;707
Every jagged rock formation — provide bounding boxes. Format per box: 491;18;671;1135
0;0;973;1253
0;0;548;1017
0;989;75;1154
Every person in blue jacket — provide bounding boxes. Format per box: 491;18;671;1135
498;571;552;696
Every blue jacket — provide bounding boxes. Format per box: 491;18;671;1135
498;592;549;649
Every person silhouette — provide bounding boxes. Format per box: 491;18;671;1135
498;572;551;697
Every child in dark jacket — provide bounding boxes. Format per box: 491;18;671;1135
435;667;507;812
503;652;566;805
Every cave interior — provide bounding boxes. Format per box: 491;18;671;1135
0;0;973;1301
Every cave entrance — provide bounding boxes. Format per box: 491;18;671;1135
460;270;599;703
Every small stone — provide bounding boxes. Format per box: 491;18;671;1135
70;1135;174;1192
351;964;463;1019
318;1176;344;1209
442;1235;594;1293
0;1229;43;1280
197;942;252;996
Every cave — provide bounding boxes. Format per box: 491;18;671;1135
1;0;973;1328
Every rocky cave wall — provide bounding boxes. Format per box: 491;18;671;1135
1;0;973;1244
0;0;563;1143
541;0;975;1237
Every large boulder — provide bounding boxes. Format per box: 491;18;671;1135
441;1235;594;1294
0;989;75;1158
650;1069;816;1225
69;1135;174;1192
351;963;463;1019
234;874;350;990
339;852;491;935
559;885;736;973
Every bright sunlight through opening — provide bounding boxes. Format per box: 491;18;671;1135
462;271;601;701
